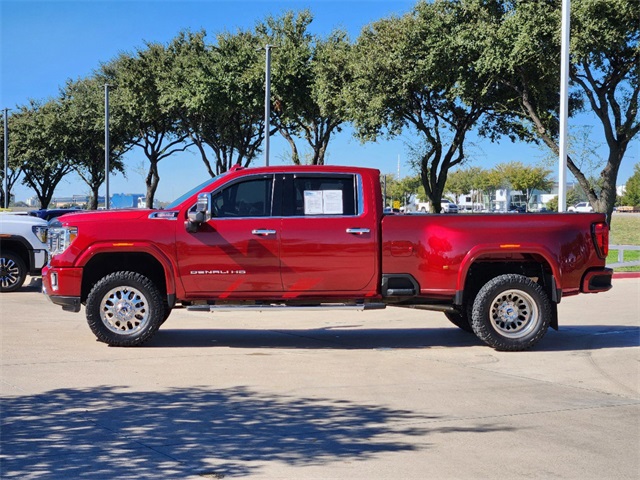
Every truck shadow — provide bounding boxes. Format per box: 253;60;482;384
0;385;515;479
149;325;640;351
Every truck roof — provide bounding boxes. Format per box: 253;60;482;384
227;164;381;176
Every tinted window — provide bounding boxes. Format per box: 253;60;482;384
290;176;356;216
212;177;273;218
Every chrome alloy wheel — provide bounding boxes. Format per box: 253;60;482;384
0;257;21;290
100;286;150;335
489;289;539;339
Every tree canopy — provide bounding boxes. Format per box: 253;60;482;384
9;100;74;209
621;163;640;207
3;1;637;213
59;77;129;209
468;0;639;221
347;0;517;212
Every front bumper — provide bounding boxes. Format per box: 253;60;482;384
42;265;83;312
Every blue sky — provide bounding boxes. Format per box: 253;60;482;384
1;0;637;204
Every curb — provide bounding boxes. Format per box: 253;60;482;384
612;272;640;279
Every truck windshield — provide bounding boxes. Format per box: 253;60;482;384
164;174;226;210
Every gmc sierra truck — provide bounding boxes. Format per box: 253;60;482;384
42;165;612;350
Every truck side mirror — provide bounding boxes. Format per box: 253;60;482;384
186;193;212;233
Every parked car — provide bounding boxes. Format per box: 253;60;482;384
441;199;459;213
568;202;594;213
509;204;527;213
415;199;458;213
29;208;83;222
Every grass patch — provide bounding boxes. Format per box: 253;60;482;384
608;214;640;272
609;214;640;245
607;249;640;272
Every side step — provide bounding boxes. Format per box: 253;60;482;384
187;303;387;313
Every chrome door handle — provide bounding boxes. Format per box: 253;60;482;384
252;229;277;236
346;228;370;235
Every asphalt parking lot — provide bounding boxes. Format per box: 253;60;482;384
1;277;639;479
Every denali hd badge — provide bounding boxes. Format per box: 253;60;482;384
190;270;247;275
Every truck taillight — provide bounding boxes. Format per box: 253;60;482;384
592;222;609;259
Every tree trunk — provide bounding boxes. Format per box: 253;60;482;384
145;159;160;209
89;184;99;210
278;127;300;165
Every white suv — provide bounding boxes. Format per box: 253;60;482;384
0;213;48;292
568;202;594;213
441;199;459;213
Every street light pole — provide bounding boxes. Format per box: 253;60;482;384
3;108;9;209
558;0;571;212
104;84;110;209
263;44;272;167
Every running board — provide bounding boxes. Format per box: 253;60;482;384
396;304;457;313
187;303;387;313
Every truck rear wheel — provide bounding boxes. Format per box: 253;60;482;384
471;274;552;351
86;271;163;346
0;251;27;293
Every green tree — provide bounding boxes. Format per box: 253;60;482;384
59;77;128;210
482;166;510;211
445;169;473;204
10;100;74;208
501;161;554;211
471;0;640;221
621;163;640;207
348;1;512;213
446;166;500;209
257;11;351;165
101;45;191;208
164;29;268;176
546;196;558;212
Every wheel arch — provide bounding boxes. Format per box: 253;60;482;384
0;239;30;270
80;249;175;305
0;237;39;273
456;245;561;308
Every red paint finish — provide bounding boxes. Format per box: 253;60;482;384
43;165;611;311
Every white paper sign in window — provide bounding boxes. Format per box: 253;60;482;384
304;190;324;215
322;190;343;214
303;189;344;215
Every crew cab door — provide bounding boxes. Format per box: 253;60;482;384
176;174;283;296
278;173;378;294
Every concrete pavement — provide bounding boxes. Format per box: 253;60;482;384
1;277;639;479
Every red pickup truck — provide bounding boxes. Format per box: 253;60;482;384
42;165;612;351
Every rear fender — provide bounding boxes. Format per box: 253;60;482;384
456;244;561;302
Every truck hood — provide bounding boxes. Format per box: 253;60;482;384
0;213;48;228
54;209;155;226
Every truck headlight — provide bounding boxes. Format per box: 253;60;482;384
48;227;78;256
32;225;48;244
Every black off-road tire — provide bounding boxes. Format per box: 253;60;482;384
86;271;164;346
0;251;27;293
471;274;552;351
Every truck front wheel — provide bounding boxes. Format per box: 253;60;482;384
471;274;552;351
86;271;163;346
